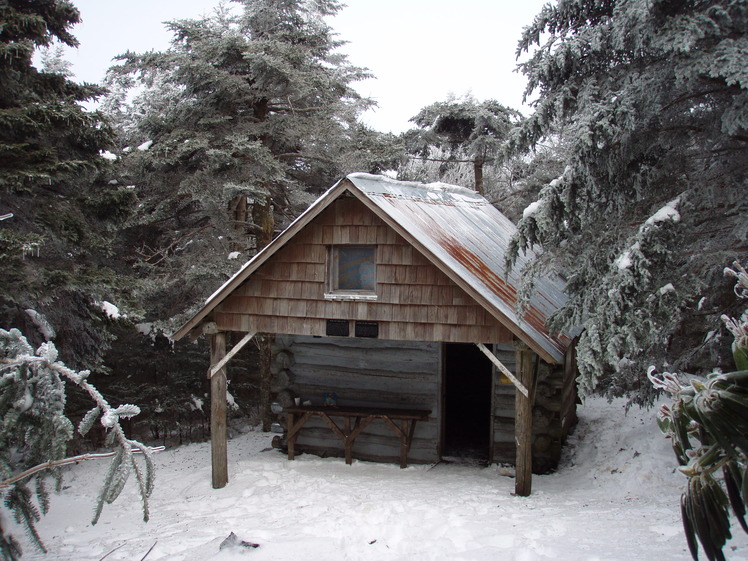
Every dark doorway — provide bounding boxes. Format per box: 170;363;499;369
443;343;492;463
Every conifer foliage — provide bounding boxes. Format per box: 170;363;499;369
0;0;128;373
102;0;374;327
404;95;521;195
510;0;748;403
0;329;155;561
0;0;111;188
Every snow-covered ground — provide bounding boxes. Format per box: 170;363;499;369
15;397;748;561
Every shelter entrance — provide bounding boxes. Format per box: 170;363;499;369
442;343;493;463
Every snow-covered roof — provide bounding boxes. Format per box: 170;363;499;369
174;173;572;363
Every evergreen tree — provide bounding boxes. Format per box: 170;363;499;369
0;0;110;188
0;0;131;371
102;0;374;329
510;0;748;404
403;95;522;195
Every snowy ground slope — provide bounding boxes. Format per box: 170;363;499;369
16;397;748;561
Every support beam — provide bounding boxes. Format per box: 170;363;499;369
514;342;536;497
209;332;228;489
209;331;256;378
475;342;529;398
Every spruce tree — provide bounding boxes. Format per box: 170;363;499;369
0;0;110;188
403;95;522;195
510;0;748;404
102;0;374;328
0;0;132;371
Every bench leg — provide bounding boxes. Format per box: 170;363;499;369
287;412;296;460
399;419;409;468
287;411;312;461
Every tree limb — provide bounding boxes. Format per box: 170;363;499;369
0;447;164;490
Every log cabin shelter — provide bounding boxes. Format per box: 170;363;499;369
173;173;578;496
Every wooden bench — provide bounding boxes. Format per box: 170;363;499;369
283;405;431;468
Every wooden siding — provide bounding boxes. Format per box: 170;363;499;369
276;335;440;464
213;196;514;344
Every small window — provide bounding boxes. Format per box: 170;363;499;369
330;245;376;293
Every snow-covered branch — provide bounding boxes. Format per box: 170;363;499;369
0;328;158;558
0;447;164;490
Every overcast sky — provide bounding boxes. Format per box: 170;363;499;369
61;0;548;133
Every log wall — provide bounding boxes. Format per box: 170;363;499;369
491;345;518;465
490;344;578;473
213;196;514;344
273;334;440;464
272;337;576;471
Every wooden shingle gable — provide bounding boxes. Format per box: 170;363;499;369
173;174;570;363
173;178;351;341
209;196;515;344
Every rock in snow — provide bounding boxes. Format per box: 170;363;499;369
219;532;260;552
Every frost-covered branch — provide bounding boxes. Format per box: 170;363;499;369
0;447;163;490
0;328;158;559
724;261;748;300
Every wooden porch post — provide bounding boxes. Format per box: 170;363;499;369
209;332;228;489
514;341;535;497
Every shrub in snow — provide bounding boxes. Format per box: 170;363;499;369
0;329;156;560
651;262;748;561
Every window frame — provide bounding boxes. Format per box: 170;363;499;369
325;244;378;301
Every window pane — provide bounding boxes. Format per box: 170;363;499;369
337;246;375;291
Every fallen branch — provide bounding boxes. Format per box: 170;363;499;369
98;543;125;561
139;541;158;561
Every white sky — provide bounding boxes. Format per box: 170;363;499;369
62;0;548;134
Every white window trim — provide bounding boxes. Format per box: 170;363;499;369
323;292;378;301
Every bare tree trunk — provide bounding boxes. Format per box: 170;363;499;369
473;157;484;195
228;194;249;251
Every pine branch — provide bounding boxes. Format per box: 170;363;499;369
0;448;164;490
135;225;211;265
1;332;159;533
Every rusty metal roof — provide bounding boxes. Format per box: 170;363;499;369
345;174;571;363
174;173;571;363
